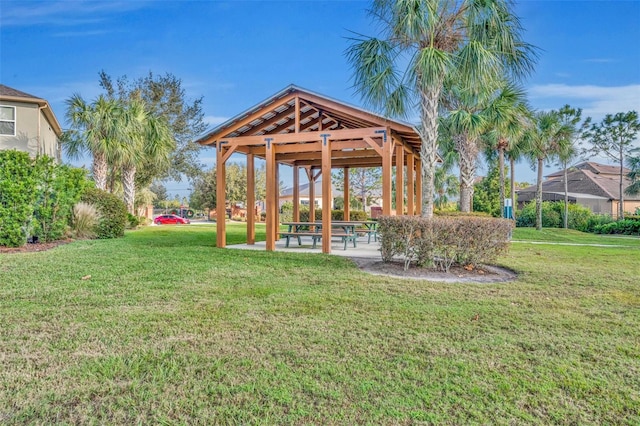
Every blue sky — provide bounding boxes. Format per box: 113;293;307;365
2;0;639;197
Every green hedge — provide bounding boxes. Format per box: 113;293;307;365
594;219;640;235
81;187;128;239
378;215;513;272
0;151;40;247
298;208;368;222
516;201;596;231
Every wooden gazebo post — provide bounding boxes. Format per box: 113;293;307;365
265;138;276;251
382;129;393;215
216;142;226;248
247;153;255;244
407;153;415;215
293;165;300;222
395;143;404;215
343;167;350;221
321;134;332;253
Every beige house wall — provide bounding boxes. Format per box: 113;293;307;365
0;100;60;162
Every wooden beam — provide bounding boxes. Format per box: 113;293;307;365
407;153;415;216
265;139;276;251
395;143;404;215
293;165;300;222
294;96;300;133
247;153;255;244
363;136;383;157
321;134;332;254
221;144;237;164
343;167;350;221
218;127;386;147
199;92;298;145
216;142;227;247
416;158;422;216
382;129;393;216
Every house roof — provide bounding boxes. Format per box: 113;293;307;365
0;84;63;137
195;84;423;169
546;161;628;179
519;165;640;201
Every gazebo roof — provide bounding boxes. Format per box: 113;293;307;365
196;84;422;168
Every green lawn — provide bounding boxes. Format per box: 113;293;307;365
1;224;638;424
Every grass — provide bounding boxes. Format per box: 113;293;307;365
1;223;638;424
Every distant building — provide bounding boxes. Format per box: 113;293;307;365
279;180;343;209
516;162;640;218
0;84;62;162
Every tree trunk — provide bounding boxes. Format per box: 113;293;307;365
536;157;544;231
93;151;108;191
418;86;441;219
563;162;569;229
499;147;505;218
455;134;478;213
123;165;137;215
510;157;516;220
619;147;625;220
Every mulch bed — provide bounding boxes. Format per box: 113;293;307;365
0;239;74;254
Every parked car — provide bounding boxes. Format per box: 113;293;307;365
154;214;190;225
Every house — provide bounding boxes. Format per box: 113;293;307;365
516;162;640;218
0;84;63;162
279;180;343;209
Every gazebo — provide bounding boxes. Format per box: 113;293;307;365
196;85;423;254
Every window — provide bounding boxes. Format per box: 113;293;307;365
0;106;16;136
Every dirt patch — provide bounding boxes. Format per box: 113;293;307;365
0;239;73;254
349;257;517;283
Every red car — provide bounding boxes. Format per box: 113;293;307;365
154;214;190;225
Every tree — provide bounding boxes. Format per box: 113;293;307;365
473;158;502;216
119;99;175;214
332;167;382;211
150;182;168;208
625;150;640;196
346;0;536;218
556;105;589;228
523;110;573;230
64;94;127;190
483;83;531;218
583;111;640;219
434;164;459;209
99;71;207;184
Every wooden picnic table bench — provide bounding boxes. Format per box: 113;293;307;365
281;221;359;250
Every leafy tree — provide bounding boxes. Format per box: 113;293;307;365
99;71;207;184
556;105;589;228
64;95;127;191
625;150;640;196
346;0;536;218
473;159;502;216
434;164;459;209
150;182;169;208
583;111;640;219
523;110;573;230
332;167;382;211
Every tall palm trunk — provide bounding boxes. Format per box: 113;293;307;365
536;157;544;231
93;151;108;191
563;162;569;229
123;165;137;214
618;147;625;219
510;156;516;220
497;138;508;217
456;134;478;213
418;86;440;219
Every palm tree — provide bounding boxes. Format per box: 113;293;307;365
65;95;126;191
119;99;174;214
523;110;573;230
346;0;537;218
483;84;531;217
625;153;640;197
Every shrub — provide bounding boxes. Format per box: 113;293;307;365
0;150;39;247
72;202;100;239
516;201;561;228
80;187;128;239
32;157;90;242
594;219;640;235
378;215;513;272
127;213;140;229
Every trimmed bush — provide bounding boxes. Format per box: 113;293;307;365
0;150;39;247
378;215;513;272
80;187;128;239
298;208;369;222
594;219;640;235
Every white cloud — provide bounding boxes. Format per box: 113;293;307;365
528;83;640;119
0;1;152;27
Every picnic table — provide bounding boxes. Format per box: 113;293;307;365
280;220;378;250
